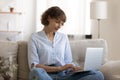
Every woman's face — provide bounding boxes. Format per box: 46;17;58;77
47;18;64;32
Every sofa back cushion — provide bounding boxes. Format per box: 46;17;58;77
70;39;108;67
0;41;18;57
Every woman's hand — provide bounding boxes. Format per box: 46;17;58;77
61;64;83;71
73;66;83;71
61;64;74;71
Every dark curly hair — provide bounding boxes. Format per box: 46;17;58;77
41;6;66;26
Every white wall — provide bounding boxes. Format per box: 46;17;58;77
1;0;120;60
91;0;120;60
0;0;36;41
16;0;36;40
19;0;120;60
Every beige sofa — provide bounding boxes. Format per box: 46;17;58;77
1;39;120;80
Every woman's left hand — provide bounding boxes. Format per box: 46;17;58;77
72;66;83;71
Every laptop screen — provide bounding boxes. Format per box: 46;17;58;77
84;48;103;71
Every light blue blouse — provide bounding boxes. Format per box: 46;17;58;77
28;31;73;70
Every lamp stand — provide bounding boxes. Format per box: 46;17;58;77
97;19;101;38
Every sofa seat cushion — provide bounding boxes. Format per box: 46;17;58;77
0;41;18;57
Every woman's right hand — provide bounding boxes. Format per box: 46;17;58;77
61;64;74;71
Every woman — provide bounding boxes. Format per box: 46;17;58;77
28;6;104;80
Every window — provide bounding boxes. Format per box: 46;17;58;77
36;0;91;35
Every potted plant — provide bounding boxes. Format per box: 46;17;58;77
9;7;14;13
0;56;17;80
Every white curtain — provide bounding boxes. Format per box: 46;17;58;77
35;0;90;35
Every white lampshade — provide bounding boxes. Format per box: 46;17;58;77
90;1;107;19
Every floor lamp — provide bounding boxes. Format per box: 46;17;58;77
90;1;107;38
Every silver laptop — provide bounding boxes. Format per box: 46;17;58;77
70;47;103;74
84;47;103;71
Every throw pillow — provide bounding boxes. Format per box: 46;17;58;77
0;41;18;80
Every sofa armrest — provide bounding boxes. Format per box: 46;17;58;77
17;41;29;80
101;60;120;80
